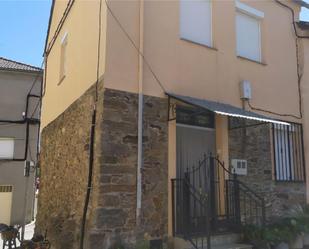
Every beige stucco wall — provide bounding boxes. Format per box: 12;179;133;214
41;0;107;128
104;0;302;124
43;0;303;126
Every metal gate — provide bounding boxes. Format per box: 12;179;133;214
171;155;265;249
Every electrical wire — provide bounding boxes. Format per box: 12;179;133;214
79;0;102;248
247;0;309;120
275;0;309;39
26;61;44;97
247;101;301;120
43;0;76;97
104;0;166;93
45;0;75;56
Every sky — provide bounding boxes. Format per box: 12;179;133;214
301;5;309;21
0;0;308;68
0;0;52;67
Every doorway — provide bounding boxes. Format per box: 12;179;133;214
176;124;216;178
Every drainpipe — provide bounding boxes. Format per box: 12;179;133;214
136;0;144;225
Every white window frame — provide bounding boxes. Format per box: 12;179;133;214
179;0;213;47
0;138;14;159
59;32;68;83
235;1;264;19
235;1;263;62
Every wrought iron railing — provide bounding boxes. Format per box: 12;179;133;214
171;155;266;249
171;178;211;249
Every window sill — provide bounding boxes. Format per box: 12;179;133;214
237;55;267;66
180;38;218;51
58;75;66;85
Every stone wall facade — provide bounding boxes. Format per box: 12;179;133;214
229;118;306;219
36;86;168;249
88;89;168;248
36;84;98;249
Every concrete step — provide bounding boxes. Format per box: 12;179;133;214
211;243;252;249
211;233;241;245
177;243;253;249
174;233;242;249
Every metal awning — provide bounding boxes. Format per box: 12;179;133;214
166;92;289;126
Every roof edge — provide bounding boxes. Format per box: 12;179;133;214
0;68;44;75
0;57;43;72
293;0;309;9
297;20;309;30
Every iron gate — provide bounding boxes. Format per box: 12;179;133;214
171;154;265;249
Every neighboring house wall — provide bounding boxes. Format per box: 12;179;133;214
0;70;41;225
301;37;309;200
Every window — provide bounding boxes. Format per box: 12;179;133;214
176;106;215;128
272;123;305;182
180;0;212;47
236;1;263;62
59;32;68;83
0;138;14;159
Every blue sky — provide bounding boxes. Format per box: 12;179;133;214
301;5;309;21
0;0;52;67
0;0;308;68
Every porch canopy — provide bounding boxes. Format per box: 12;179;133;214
166;92;289;126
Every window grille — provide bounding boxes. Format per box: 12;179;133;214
272;123;305;182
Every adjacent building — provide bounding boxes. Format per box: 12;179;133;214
37;0;309;249
0;57;42;226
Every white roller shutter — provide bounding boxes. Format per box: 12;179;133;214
236;11;261;62
180;0;212;46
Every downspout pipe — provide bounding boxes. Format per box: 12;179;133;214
136;0;144;224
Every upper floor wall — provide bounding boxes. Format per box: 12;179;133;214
42;0;304;128
104;0;303;123
41;0;107;128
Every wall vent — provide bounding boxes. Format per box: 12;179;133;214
0;185;13;193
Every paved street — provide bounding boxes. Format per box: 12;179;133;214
0;221;35;248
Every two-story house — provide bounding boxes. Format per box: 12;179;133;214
37;1;309;249
0;57;42;228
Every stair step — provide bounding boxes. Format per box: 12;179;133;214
211;243;252;249
174;234;251;249
211;233;241;245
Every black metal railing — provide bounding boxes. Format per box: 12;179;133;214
171;154;266;249
171;178;211;249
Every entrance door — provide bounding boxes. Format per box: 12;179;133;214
0;185;13;225
176;124;216;178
